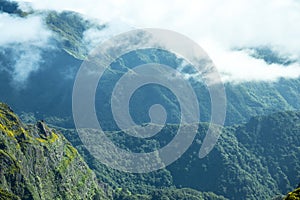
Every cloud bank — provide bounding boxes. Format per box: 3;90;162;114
11;0;300;82
0;12;52;85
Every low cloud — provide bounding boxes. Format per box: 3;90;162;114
0;12;53;86
201;41;300;82
12;0;300;82
83;20;133;52
0;13;51;46
10;45;42;84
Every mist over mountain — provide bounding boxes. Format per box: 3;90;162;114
0;0;300;199
0;0;299;128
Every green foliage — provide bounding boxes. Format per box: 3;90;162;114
45;11;104;60
147;188;227;200
167;111;300;199
59;111;300;200
0;188;20;200
112;188;227;200
35;131;59;143
285;187;300;200
57;144;77;173
1;4;299;200
0;103;108;200
2;8;300;131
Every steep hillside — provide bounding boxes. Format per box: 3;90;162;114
0;103;108;199
0;1;300;199
59;111;300;199
168;111;300;199
45;11;105;60
0;102;228;200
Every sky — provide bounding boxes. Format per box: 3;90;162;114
4;0;300;82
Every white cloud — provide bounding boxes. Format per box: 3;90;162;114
0;13;51;46
13;0;300;82
11;46;42;84
204;42;300;82
83;19;133;51
0;13;53;85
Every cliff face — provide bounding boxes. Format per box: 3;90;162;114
0;103;108;200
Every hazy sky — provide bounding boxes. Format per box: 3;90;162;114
7;0;300;82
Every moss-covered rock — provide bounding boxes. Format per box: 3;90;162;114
0;103;108;199
285;187;300;200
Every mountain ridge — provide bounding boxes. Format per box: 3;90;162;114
57;110;300;199
1;1;300;199
1;0;300;128
0;102;229;200
0;103;109;199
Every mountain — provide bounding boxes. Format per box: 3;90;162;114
1;1;300;200
2;99;299;199
58;111;300;199
167;111;300;199
0;103;108;199
0;1;299;128
0;102;229;199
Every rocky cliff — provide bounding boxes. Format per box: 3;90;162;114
0;103;108;200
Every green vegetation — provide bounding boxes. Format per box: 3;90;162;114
0;103;107;200
113;188;228;200
285;186;300;200
0;1;300;199
57;144;78;173
1;1;300;130
0;102;230;199
0;188;20;200
36;131;59;143
45;11;104;60
59;111;300;200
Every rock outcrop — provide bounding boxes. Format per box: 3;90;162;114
0;103;108;200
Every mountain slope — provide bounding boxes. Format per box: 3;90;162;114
0;103;108;199
0;102;228;200
168;111;300;199
59;111;300;199
0;1;300;128
0;1;300;199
